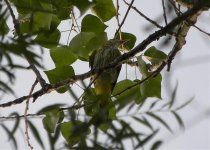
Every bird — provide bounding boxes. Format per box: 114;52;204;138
89;39;124;105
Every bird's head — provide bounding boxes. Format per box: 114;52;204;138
104;39;127;49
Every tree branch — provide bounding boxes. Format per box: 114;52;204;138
115;0;135;36
167;6;203;71
123;0;163;29
0;2;208;108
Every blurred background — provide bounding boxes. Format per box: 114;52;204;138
0;0;210;149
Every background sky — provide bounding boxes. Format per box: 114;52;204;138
0;0;210;149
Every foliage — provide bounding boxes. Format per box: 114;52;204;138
0;0;209;150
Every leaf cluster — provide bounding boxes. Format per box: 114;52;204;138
0;0;204;149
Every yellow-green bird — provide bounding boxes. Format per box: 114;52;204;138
89;39;124;99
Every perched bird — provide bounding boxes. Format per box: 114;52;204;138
89;39;124;98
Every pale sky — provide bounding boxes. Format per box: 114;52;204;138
0;0;210;149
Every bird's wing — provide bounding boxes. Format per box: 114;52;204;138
110;48;122;93
89;49;97;69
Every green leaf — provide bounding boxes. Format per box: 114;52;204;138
151;140;163;150
132;116;154;131
42;106;64;133
126;102;135;113
83;88;98;116
172;111;185;129
17;2;53;33
109;105;116;120
8;113;20;137
35;29;61;49
69;32;96;60
99;123;111;133
44;66;75;93
0;13;9;35
60;121;91;146
39;2;53;29
28;120;45;149
116;32;137;50
135;129;159;149
69;32;107;61
50;15;61;31
1;124;18;149
37;104;65;114
137;56;149;78
72;0;94;15
0;80;14;94
18;18;37;34
10;0;42;14
51;0;73;19
169;82;178;108
86;32;107;54
92;0;116;22
140;74;162;99
149;101;159;110
144;46;167;65
112;79;142;110
50;46;77;67
81;14;107;33
146;112;172;133
83;88;116;121
175;97;193;111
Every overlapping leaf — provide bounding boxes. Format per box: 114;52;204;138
44;66;75;93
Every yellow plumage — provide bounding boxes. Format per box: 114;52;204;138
89;39;123;97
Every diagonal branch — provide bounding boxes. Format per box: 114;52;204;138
0;3;208;108
123;0;162;29
115;0;135;36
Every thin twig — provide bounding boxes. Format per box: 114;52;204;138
72;10;81;33
67;21;74;45
116;0;122;40
168;1;210;37
67;11;76;45
0;114;43;121
0;103;92;121
24;79;38;150
115;0;135;36
162;0;168;25
123;0;162;29
118;108;178;118
193;25;210;37
4;0;20;35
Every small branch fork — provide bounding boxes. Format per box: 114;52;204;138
24;79;38;150
0;2;209;109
